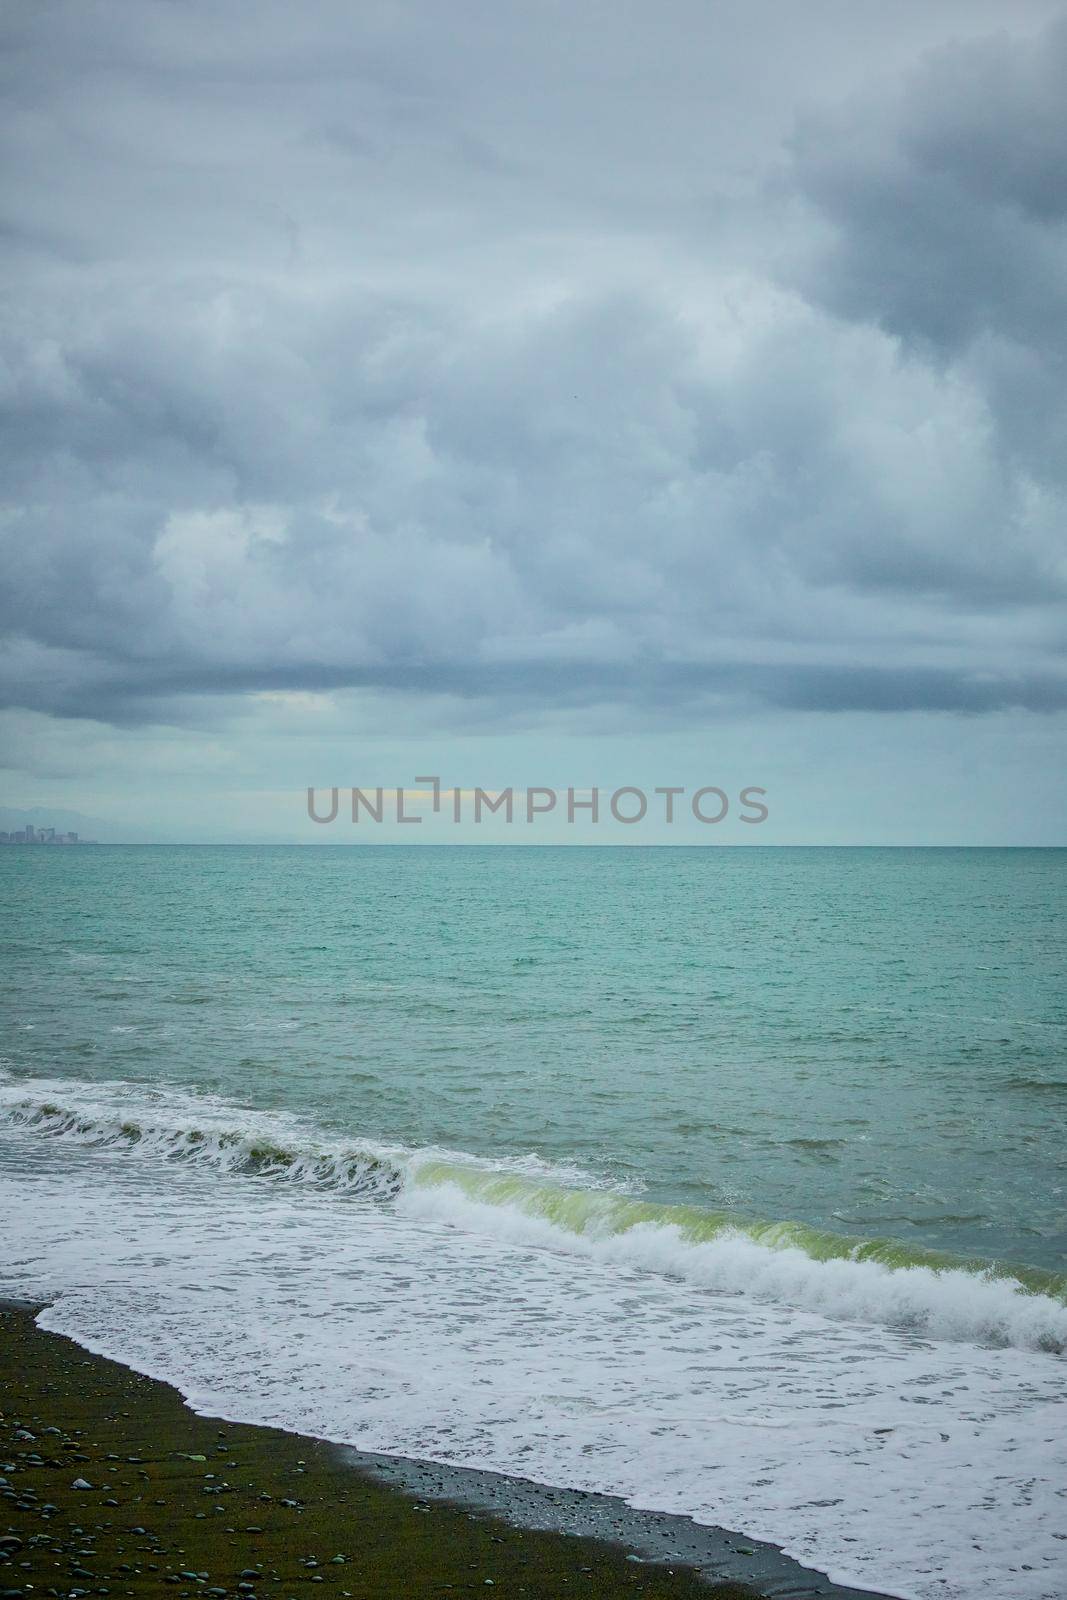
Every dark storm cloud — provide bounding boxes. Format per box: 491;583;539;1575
788;15;1067;501
790;19;1067;355
1;0;1065;728
7;643;1067;728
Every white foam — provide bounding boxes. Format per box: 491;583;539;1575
1;1073;1063;1354
401;1182;1067;1353
0;1072;614;1194
1;1138;1064;1600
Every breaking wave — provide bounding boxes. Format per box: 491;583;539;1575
2;1072;1065;1354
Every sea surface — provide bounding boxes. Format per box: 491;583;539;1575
1;844;1065;1599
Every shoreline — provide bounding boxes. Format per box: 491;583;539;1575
0;1302;892;1600
346;1453;891;1600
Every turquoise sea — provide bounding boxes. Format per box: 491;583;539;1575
2;845;1065;1599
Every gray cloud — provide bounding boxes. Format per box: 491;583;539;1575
788;15;1067;509
1;0;1065;731
790;20;1067;350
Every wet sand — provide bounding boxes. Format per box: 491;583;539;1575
0;1303;886;1600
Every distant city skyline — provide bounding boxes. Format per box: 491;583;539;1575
0;826;85;845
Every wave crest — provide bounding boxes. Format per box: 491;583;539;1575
2;1075;1065;1353
0;1092;405;1196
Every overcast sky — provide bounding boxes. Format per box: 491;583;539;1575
1;0;1065;842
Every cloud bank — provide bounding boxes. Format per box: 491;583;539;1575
1;0;1065;735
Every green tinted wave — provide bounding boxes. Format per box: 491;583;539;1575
413;1161;1067;1302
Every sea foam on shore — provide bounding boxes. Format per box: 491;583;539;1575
2;1072;1065;1600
